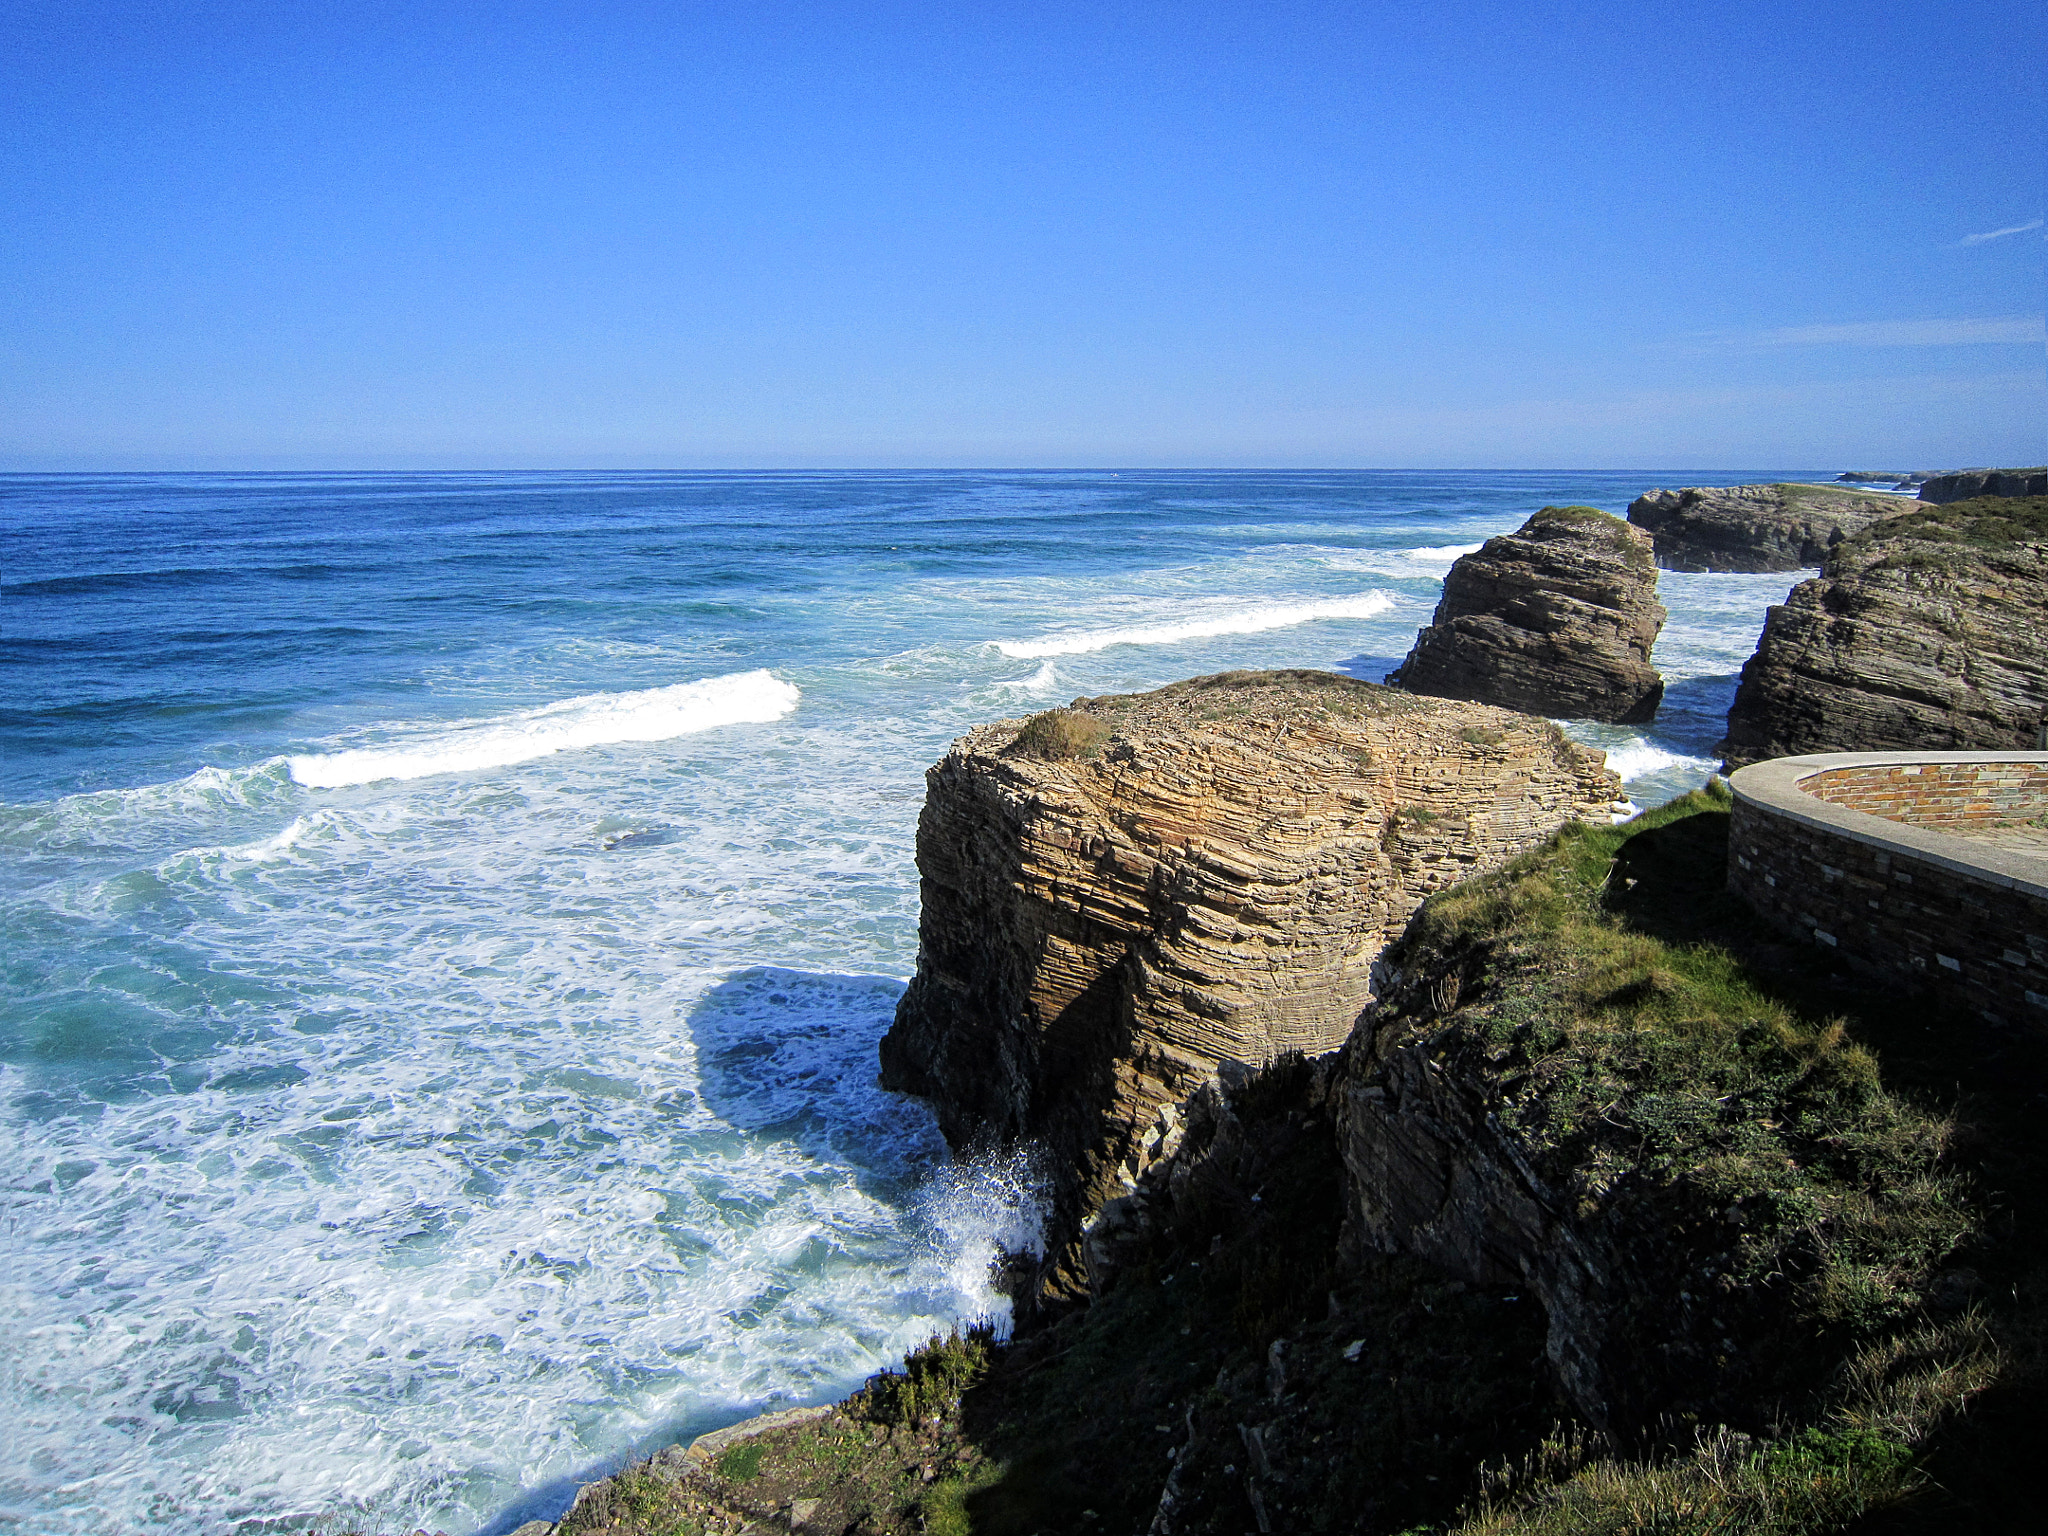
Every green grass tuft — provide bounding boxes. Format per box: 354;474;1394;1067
850;1327;997;1429
1010;708;1112;760
713;1438;764;1481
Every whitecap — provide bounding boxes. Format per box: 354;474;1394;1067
286;671;801;788
1599;740;1688;781
992;660;1063;696
991;594;1398;659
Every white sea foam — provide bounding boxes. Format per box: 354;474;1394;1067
286;671;801;787
910;1150;1047;1337
992;659;1063;695
991;594;1398;658
1600;741;1686;780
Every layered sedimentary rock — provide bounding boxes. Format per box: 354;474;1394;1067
878;670;1620;1300
1919;467;2048;503
1722;497;2048;768
1626;482;1907;572
1386;505;1666;724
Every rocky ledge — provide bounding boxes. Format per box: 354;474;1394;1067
1385;505;1665;724
1721;495;2048;768
877;670;1619;1301
1625;482;1908;572
1919;467;2048;503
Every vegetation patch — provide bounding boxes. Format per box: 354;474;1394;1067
1847;494;2048;552
1530;504;1652;566
1009;707;1111;759
848;1328;996;1428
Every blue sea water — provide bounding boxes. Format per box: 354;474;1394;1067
1;469;1837;1534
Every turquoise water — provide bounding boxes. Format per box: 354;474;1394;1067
1;470;1823;1533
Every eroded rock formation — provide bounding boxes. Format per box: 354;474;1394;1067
1626;482;1907;572
877;669;1619;1301
1386;505;1666;724
1919;468;2048;503
1721;496;2048;768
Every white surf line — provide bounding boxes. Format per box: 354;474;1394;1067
992;594;1398;659
286;670;801;787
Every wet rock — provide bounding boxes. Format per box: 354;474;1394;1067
1387;506;1666;723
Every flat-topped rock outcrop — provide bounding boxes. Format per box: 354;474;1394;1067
1626;482;1907;572
1919;468;2048;503
1722;496;2048;768
878;670;1620;1301
1385;505;1666;724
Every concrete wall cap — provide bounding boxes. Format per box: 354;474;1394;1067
1727;752;2048;899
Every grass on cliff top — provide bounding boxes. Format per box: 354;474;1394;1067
1770;481;1907;500
1520;505;1653;567
1069;667;1444;727
1846;494;2048;552
1400;785;2048;1535
1404;786;1967;1349
1008;707;1111;760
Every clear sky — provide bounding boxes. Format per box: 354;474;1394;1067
4;0;2042;469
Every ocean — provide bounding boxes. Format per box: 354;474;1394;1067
1;470;1834;1534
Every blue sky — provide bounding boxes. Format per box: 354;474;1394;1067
3;0;2042;469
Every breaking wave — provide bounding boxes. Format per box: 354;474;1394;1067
991;594;1398;658
286;671;801;787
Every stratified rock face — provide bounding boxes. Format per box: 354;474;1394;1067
1722;497;2048;768
878;670;1620;1300
1386;506;1666;724
1920;468;2048;503
1626;482;1907;572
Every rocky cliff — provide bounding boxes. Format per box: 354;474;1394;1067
1385;505;1666;724
1721;495;2048;769
878;670;1620;1301
1625;482;1907;572
1919;467;2048;503
551;786;2026;1536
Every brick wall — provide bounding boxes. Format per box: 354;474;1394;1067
1728;774;2048;1028
1803;761;2048;829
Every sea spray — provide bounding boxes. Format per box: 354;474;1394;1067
908;1148;1049;1338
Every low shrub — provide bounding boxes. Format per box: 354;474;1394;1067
849;1327;996;1428
1010;708;1111;760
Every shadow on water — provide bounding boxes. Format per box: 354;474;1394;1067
1331;651;1410;684
683;966;945;1187
475;966;945;1536
1652;671;1742;759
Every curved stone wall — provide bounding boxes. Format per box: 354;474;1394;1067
1726;752;2048;1027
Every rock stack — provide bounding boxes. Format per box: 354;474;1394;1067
877;670;1620;1302
1721;496;2048;767
1918;468;2048;503
1386;505;1666;724
1626;482;1906;572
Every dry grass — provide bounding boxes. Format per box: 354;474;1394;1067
1008;708;1111;760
